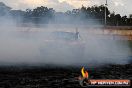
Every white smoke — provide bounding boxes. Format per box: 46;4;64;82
0;16;131;66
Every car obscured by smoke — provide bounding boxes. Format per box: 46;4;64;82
39;30;85;65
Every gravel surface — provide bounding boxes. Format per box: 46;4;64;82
0;64;131;88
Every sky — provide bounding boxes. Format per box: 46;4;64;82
0;0;132;16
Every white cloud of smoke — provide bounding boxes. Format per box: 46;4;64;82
0;15;131;66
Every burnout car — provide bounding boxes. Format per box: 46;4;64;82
39;30;85;63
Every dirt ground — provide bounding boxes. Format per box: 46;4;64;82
0;64;131;88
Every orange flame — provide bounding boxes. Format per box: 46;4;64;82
81;67;89;78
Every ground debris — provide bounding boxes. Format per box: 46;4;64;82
0;64;131;87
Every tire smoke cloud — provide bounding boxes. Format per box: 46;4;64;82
0;14;131;67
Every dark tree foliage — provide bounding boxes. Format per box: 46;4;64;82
0;2;11;16
0;2;132;26
24;6;55;23
64;5;110;24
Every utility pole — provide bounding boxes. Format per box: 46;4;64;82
105;0;108;26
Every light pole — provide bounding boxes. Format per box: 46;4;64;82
105;0;108;26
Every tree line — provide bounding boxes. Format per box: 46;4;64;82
0;2;132;26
